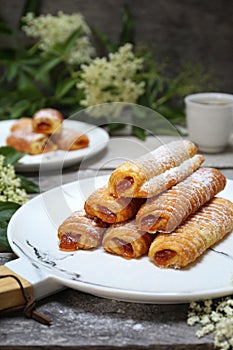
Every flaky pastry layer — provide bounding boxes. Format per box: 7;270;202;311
84;186;144;223
137;167;226;233
148;197;233;269
102;220;153;259
58;209;108;251
108;140;199;198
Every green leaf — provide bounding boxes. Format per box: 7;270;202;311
93;28;117;54
119;4;134;45
18;175;39;194
0;202;21;221
5;62;19;82
55;79;77;99
0;146;25;165
35;56;62;80
132;125;146;140
61;27;82;54
0;220;11;251
107;123;125;132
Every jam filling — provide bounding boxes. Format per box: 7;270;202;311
112;237;133;258
38;122;51;131
140;215;158;231
59;232;81;251
116;176;134;195
154;249;176;266
97;205;117;223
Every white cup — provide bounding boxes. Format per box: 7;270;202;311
185;92;233;153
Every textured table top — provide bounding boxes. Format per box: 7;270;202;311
0;135;233;350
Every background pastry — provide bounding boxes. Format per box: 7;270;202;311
51;128;89;150
10;118;33;133
32;108;63;134
148;197;233;269
6;131;57;155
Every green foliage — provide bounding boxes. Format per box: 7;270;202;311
18;175;39;194
0;202;21;251
0;146;25;166
0;147;39;251
0;1;217;134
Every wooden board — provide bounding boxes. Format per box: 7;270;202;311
0;265;32;311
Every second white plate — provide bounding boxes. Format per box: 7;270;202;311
0;119;109;172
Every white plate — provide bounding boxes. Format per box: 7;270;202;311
0;120;109;172
7;175;233;304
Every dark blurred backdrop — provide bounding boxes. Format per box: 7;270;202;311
1;0;233;92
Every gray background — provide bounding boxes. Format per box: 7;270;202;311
1;0;233;92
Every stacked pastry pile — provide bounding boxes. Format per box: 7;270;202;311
58;140;233;269
7;108;89;155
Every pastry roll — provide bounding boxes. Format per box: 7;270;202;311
148;197;233;269
51;128;89;151
32;108;63;134
6;131;57;155
136;154;204;198
58;209;108;251
10;118;33;133
84;186;144;224
137;168;226;233
108;140;199;198
102;220;153;259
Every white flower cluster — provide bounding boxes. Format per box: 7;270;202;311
77;44;145;117
187;298;233;350
0;155;28;205
22;11;95;65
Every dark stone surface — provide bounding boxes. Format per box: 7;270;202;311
0;253;214;349
0;0;233;92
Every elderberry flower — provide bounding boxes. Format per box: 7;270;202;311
77;43;145;117
187;296;233;350
0;155;28;205
22;12;95;65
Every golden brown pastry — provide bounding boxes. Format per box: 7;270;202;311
148;197;233;269
6;131;57;155
84;186;144;224
108;140;201;198
58;209;108;251
102;220;153;259
135;154;204;198
32;108;63;134
137;168;226;233
51;128;89;151
10;118;33;133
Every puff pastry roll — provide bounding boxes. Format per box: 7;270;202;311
137;168;226;233
10;118;33;133
136;154;204;198
51;128;89;151
6;131;57;155
84;186;144;224
58;209;108;251
108;140;199;198
32;108;63;134
148;197;233;269
102;220;153;259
